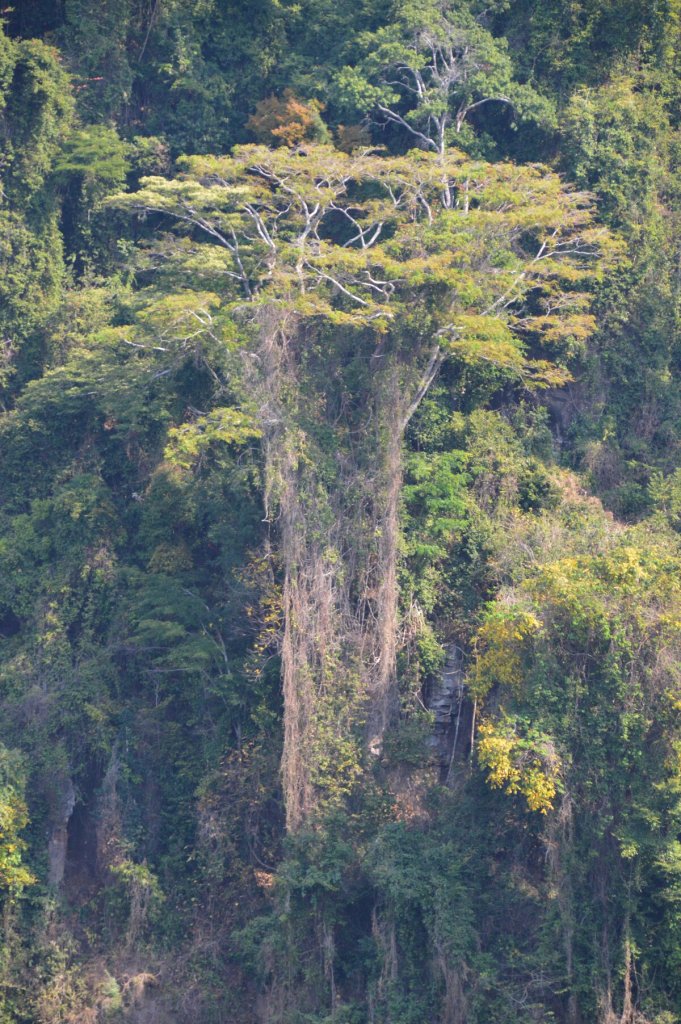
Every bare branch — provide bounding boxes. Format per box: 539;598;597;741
377;105;439;152
400;344;446;430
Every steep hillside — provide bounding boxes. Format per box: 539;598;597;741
2;3;681;1022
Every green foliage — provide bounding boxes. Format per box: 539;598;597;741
0;24;74;396
4;1;681;1021
55;125;131;186
60;0;134;121
561;75;667;229
650;468;681;530
0;746;34;896
164;407;262;471
467;521;681;1014
106;859;165;943
0;30;74;202
495;0;681;88
558;66;681;512
332;0;555;156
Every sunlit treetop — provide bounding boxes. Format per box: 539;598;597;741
111;143;615;387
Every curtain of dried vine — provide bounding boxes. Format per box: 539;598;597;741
258;312;405;830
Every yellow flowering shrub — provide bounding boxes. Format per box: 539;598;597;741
471;608;542;699
477;717;560;814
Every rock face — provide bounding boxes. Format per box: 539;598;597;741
47;775;76;889
425;644;471;780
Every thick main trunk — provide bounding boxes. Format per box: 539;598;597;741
258;314;363;830
367;385;403;753
256;319;434;829
259;315;320;831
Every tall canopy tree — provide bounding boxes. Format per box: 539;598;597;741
112;143;606;829
333;0;555;157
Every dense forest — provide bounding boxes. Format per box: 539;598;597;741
3;1;681;1021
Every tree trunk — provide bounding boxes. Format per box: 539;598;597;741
256;318;438;828
367;375;403;753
